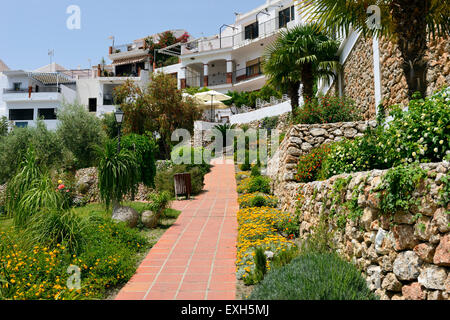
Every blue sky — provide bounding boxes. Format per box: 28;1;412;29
0;0;264;71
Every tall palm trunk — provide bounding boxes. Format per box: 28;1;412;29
301;63;315;101
288;81;301;116
391;0;430;99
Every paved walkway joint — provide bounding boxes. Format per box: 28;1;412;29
116;160;238;300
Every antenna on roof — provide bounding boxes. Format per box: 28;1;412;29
48;49;54;68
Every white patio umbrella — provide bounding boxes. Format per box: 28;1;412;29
194;90;231;122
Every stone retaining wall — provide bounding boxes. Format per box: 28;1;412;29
267;121;376;210
342;37;376;119
292;162;449;300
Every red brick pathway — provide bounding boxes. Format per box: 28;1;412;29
115;159;238;300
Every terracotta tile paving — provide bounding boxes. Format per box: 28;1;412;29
115;159;238;300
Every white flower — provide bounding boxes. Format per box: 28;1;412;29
439;140;444;145
412;152;417;157
434;148;439;153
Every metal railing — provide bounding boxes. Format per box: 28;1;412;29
181;16;292;54
112;40;145;54
61;69;92;79
3;87;61;94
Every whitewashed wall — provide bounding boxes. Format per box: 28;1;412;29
230;100;291;124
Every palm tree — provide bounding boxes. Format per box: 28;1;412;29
298;0;449;99
213;123;236;149
262;24;340;114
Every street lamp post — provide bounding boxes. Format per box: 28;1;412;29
114;108;124;153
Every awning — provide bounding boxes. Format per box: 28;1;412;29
28;72;75;85
112;56;148;66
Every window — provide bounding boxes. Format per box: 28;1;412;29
9;109;34;121
279;6;295;29
245;22;259;40
246;58;262;78
15;122;29;128
38;108;57;120
89;98;97;113
13;82;22;91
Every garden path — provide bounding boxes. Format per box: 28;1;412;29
115;159;238;300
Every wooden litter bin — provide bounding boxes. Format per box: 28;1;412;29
174;173;192;200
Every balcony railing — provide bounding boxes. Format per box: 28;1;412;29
185;63;263;88
3;87;61;94
181;16;295;54
111;40;146;54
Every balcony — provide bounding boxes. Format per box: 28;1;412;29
181;16;295;55
3;87;62;102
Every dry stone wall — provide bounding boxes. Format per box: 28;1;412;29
267;121;376;210
342;37;376;119
293;162;449;300
379;36;450;109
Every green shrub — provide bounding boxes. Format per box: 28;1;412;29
0;121;65;184
247;176;271;194
251;165;261;177
5;148;42;219
0;116;9;137
147;191;173;218
251;194;268;207
25;209;86;254
101;113;120;139
5;148;65;228
295;95;362;124
376;164;426;215
120;134;157;187
261;116;279;133
155;164;208;196
239;152;252;171
57;103;106;169
295;144;331;182
15;174;64;228
171;145;211;175
98;140;140;208
244;248;267;285
224;85;282;108
249;252;377;300
238;193;278;209
320;87;449;179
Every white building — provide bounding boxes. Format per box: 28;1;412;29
171;0;302;94
0;64;78;130
0;59;10;118
76;70;150;118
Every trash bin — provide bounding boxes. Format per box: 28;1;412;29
174;173;192;200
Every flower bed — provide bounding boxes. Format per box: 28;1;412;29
238;193;278;209
236;207;296;282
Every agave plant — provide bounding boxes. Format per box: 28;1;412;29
262;23;340;113
298;0;450;98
